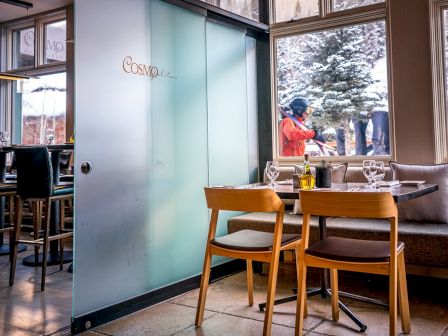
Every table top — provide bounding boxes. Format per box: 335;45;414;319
0;143;73;152
234;182;439;204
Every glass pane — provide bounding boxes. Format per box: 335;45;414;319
12;27;34;69
44;20;67;63
275;0;319;23
199;0;259;22
13;72;66;144
333;0;385;12
207;20;251;239
276;20;390;157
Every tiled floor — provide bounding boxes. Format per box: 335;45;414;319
80;266;448;336
2;250;448;336
0;243;72;336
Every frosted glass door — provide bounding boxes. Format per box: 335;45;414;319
147;0;209;288
73;0;257;322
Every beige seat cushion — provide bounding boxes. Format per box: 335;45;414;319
390;161;448;224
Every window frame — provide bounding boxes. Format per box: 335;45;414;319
0;8;68;144
270;0;394;164
429;0;448;163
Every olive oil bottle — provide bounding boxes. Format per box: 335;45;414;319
299;154;315;190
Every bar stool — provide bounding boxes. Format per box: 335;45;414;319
0;184;16;259
9;146;73;291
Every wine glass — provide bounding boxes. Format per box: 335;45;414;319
362;159;376;188
0;131;9;148
372;161;385;188
265;161;280;188
45;129;55;145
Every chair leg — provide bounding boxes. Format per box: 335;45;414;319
263;251;281;336
246;259;254;306
295;259;307;336
330;268;339;322
33;201;42;267
9;197;23;286
294;247;307;317
389;258;398;336
195;246;212;326
59;199;67;271
398;252;411;333
41;199;51;292
8;195;15;264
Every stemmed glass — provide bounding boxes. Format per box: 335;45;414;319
362;159;376;188
0;131;9;148
372;161;385;188
45;129;55;145
265;161;280;189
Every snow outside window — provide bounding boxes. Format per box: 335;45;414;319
276;20;390;157
198;0;259;22
333;0;385;12
14;72;66;145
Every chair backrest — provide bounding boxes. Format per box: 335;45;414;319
299;190;397;219
204;187;283;213
15;146;53;199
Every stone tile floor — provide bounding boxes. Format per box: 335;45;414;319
80;266;448;336
0;244;72;336
1;247;448;336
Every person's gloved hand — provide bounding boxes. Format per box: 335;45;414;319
312;129;326;143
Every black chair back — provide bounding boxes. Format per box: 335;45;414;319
15;146;53;199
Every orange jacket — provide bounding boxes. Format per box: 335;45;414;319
280;117;315;156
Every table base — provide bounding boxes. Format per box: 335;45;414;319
22;251;73;266
0;243;27;256
258;286;390;332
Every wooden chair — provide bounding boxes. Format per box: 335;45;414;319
196;187;302;336
9;146;73;291
295;190;411;336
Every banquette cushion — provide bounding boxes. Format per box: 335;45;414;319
390;161;448;224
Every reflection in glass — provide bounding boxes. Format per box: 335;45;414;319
12;27;34;69
276;20;389;157
275;0;319;23
14;72;66;144
199;0;259;22
44;20;67;64
333;0;384;12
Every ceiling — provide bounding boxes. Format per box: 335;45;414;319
0;0;72;23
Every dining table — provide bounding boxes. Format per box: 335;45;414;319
239;181;439;332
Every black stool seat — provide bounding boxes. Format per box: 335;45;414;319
212;229;300;251
306;236;405;263
59;175;73;182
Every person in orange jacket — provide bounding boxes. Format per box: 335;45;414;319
279;97;325;156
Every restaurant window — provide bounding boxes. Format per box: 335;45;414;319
12;26;35;69
333;0;385;12
272;0;390;159
13;72;66;145
198;0;260;22
2;10;68;145
429;0;448;162
274;0;318;23
44;20;67;64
